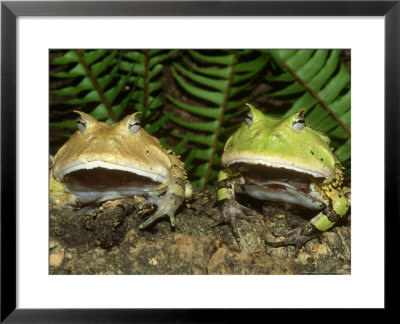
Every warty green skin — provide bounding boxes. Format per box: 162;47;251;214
216;104;350;250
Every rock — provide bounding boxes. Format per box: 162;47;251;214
50;198;138;249
263;205;351;274
121;233;219;274
49;239;65;269
207;245;293;274
49;189;351;275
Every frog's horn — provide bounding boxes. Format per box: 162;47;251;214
73;111;100;131
245;103;265;125
121;111;142;125
121;111;141;121
119;111;143;133
73;110;98;123
130;111;142;118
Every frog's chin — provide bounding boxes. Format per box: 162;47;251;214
224;159;331;182
53;160;169;184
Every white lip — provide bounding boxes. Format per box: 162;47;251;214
53;161;168;183
223;156;332;179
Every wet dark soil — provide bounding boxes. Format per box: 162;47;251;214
50;189;351;275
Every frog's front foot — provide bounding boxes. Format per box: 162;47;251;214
138;194;183;229
265;222;320;251
213;199;258;242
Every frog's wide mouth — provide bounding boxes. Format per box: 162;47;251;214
56;166;164;205
61;168;161;190
225;160;330;182
53;161;169;184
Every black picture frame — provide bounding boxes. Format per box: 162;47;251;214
1;0;397;322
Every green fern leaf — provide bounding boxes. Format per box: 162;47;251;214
167;50;269;189
50;49;174;136
266;49;351;168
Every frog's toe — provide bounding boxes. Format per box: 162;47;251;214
210;213;240;241
240;205;258;218
138;210;176;229
213;199;258;242
139;196;159;210
138;195;182;229
265;222;320;251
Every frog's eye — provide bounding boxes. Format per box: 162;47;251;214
128;118;141;134
77;117;86;132
245;112;253;126
292;116;305;131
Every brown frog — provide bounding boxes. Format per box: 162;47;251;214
50;111;192;229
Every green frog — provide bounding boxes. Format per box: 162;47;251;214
50;111;192;229
216;104;350;250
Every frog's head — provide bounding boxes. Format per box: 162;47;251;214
222;104;339;182
52;111;172;199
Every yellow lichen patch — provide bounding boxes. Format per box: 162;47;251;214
123;229;139;244
50;248;65;268
102;199;125;208
149;257;158;266
292;251;312;265
309;243;331;256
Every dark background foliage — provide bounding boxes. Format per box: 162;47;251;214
50;49;351;189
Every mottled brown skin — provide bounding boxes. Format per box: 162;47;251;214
50;111;192;229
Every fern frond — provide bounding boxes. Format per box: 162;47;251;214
50;49;175;136
266;49;351;164
167;50;269;189
50;49;351;189
119;50;177;128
